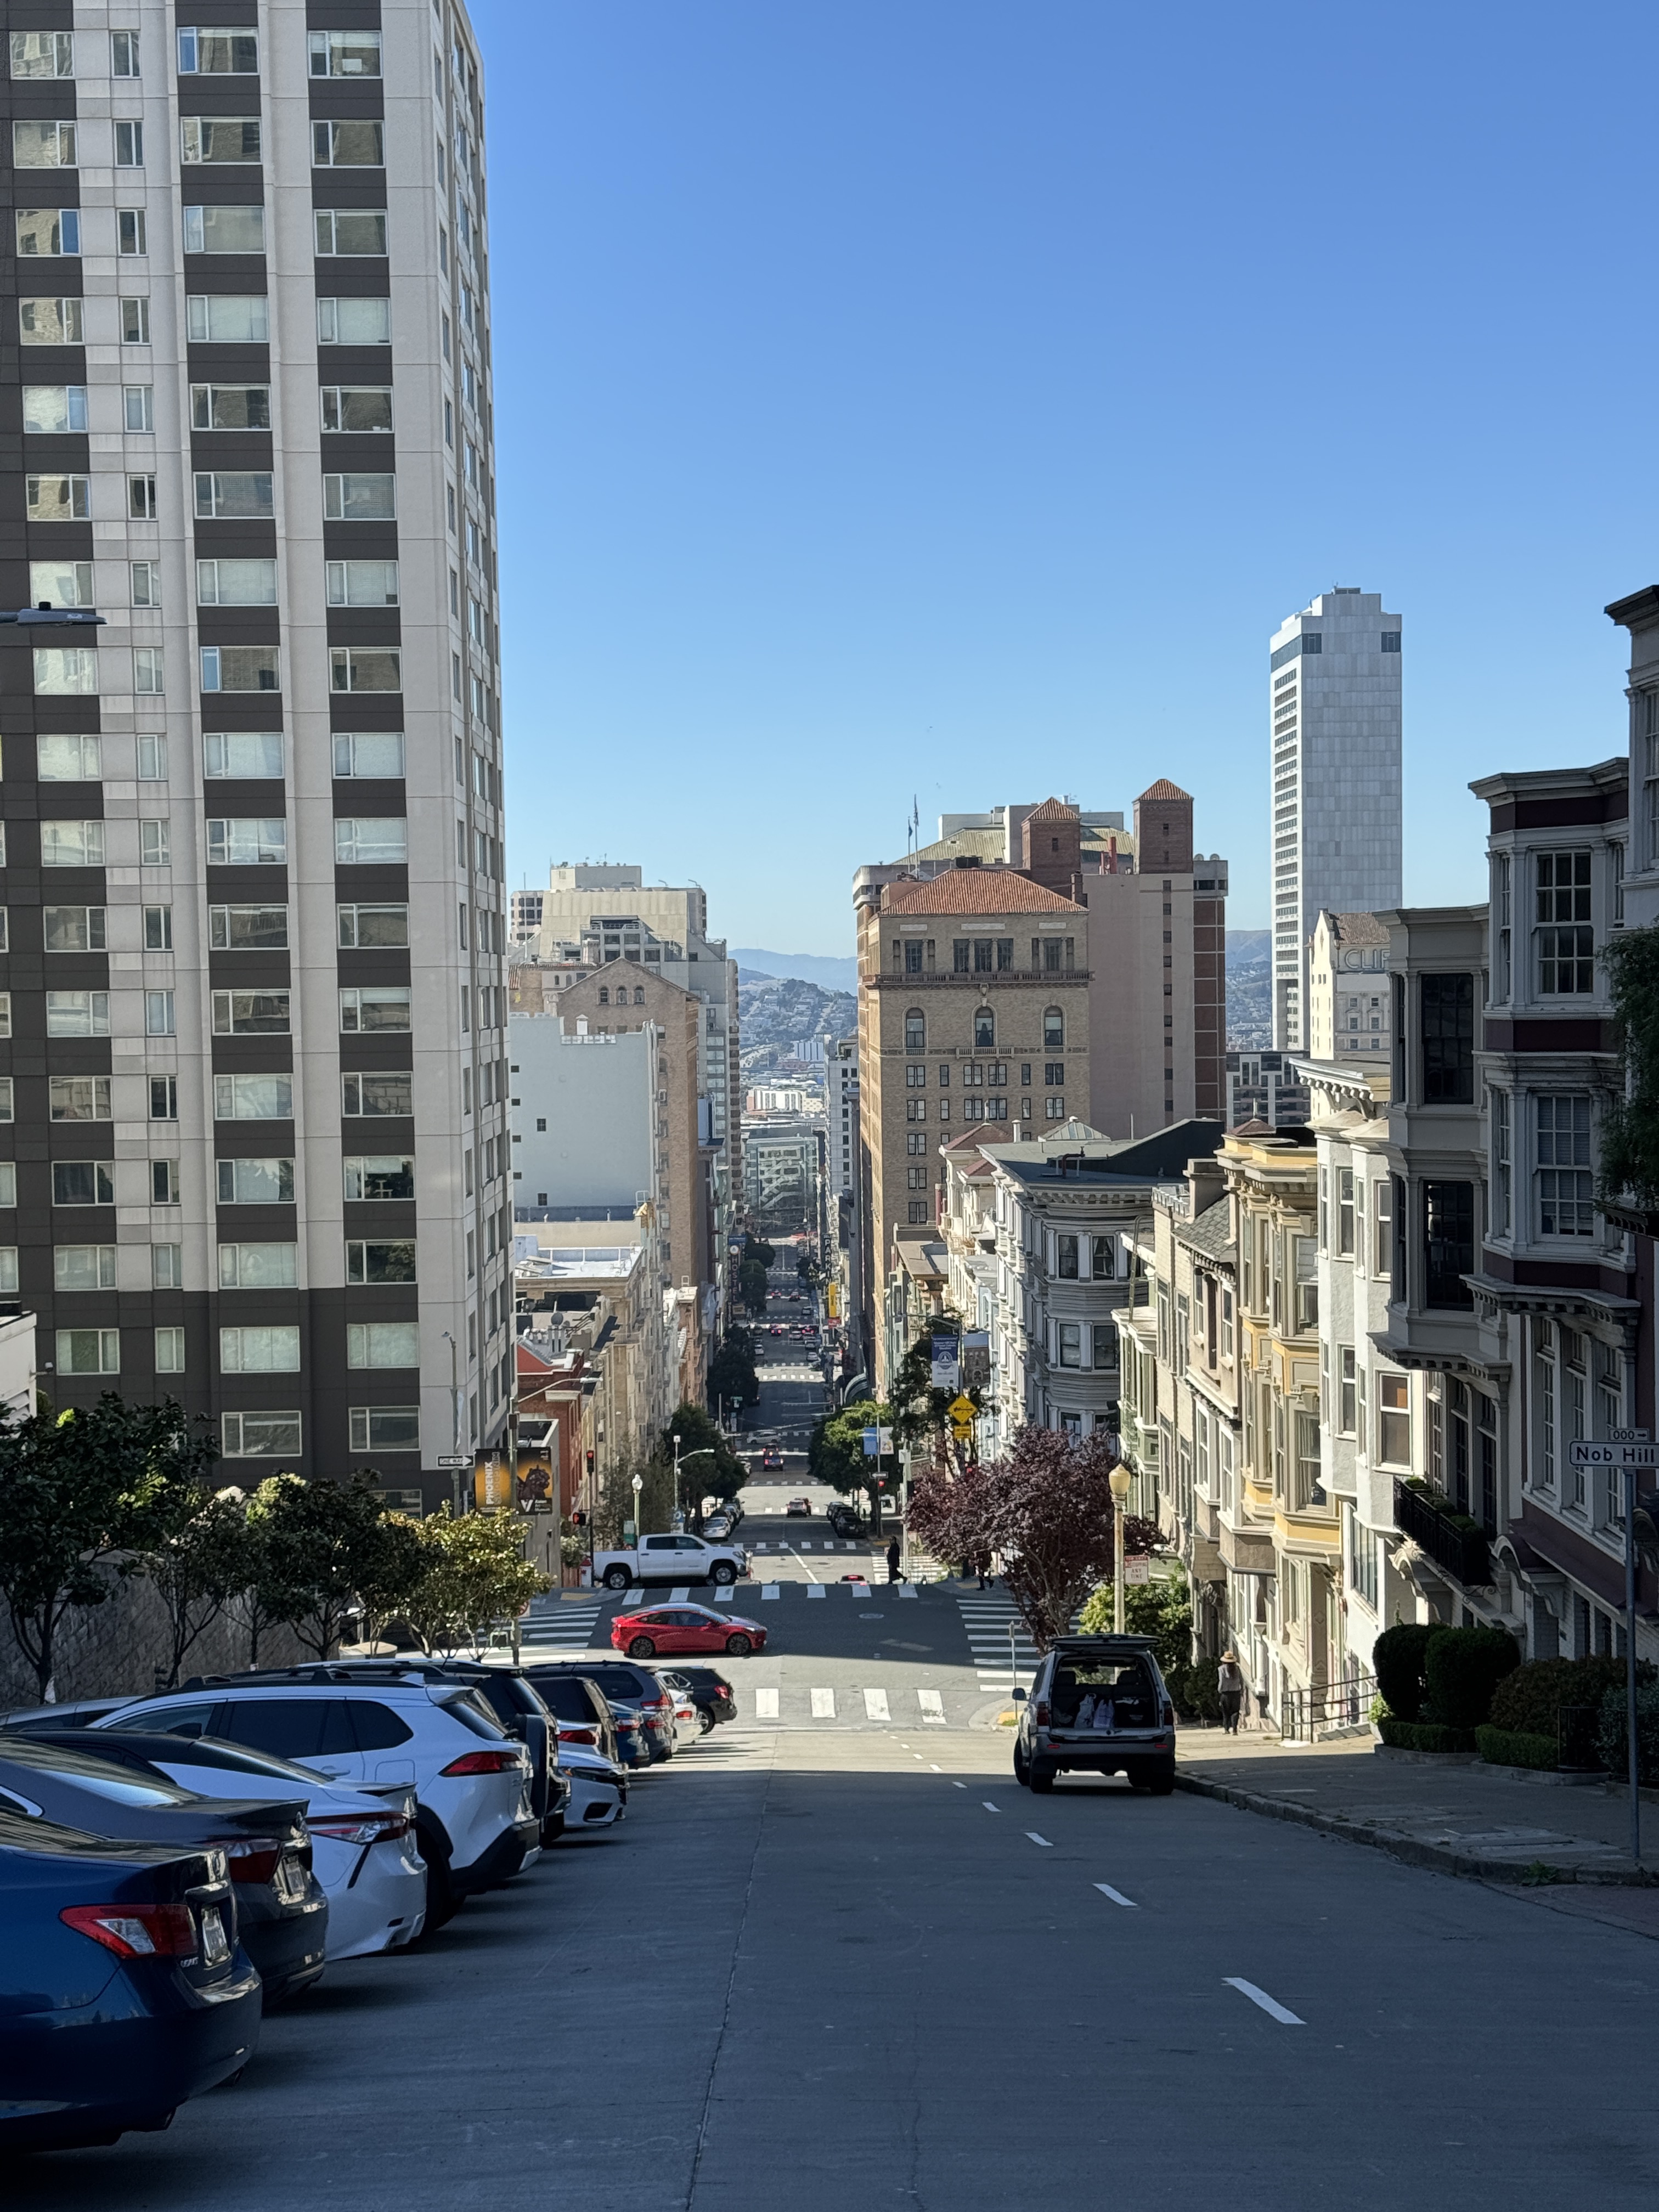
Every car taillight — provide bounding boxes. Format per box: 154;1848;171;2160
61;1902;197;1958
1160;1700;1175;1728
440;1749;523;1776
309;1813;411;1844
560;1726;598;1746
644;1694;672;1711
224;1840;284;1884
1034;1700;1051;1726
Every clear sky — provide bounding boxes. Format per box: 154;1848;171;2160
481;0;1657;956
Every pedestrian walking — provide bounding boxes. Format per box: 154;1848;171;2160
976;1548;991;1590
886;1537;901;1584
1217;1650;1245;1735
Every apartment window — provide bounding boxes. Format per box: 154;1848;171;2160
28;474;91;526
343;1073;412;1118
22;384;87;434
205;732;283;779
343;1156;415;1201
1644;693;1659;869
217;1243;297;1289
148;1159;179;1207
180;117;261;164
1488;1087;1513;1237
150;1077;178;1121
974;1009;995;1050
31;561;92;611
905;1064;926;1088
210;905;287;952
1423;1181;1475;1309
144;991;174;1037
194;472;273;521
905;1097;927;1123
1337;1167;1355;1255
182;204;264;255
143;905;172;951
13;120;76;168
1378;1373;1410;1466
330;648;401;694
177;27;258;72
348;1407;420;1453
905;1131;926;1156
1043;1008;1065;1052
39;812;105;867
347;1240;417;1284
33;647;98;698
310;29;382;76
1091;1323;1116;1373
55;1245;116;1292
906;1201;928;1224
347;1322;420;1369
57;1329;120;1377
53;1162;115;1207
1045;1097;1065;1120
317;296;391;345
15;207;79;258
119;208;146;255
147;1327;183;1375
140;820;170;867
1056;1234;1079;1279
1338;1347;1356;1434
152;1244;183;1290
1295;1411;1325;1510
191;385;272;432
1375;1179;1392;1280
1536;1320;1557;1490
186;294;268;343
904;1011;925;1052
1294;1236;1318;1331
1420;973;1474;1102
10;31;74;77
337;904;408;949
323;473;396;522
312;109;385;160
44;990;109;1039
214;1075;294;1122
128;474;159;521
201;645;279;694
217;1158;294;1206
334;817;408;865
49;1076;110;1122
222;1413;302;1459
122;297;151;344
219;1327;301;1374
207;820;286;867
1090;1235;1114;1280
113;120;144;167
130;566;163;618
1536;1094;1594;1236
211;991;290;1036
314;209;388;258
326;561;400;610
1536;851;1594;993
340;987;411;1035
110;29;139;75
1057;1321;1082;1368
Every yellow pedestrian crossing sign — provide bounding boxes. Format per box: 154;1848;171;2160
947;1395;977;1429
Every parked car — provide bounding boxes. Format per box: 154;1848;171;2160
610;1602;766;1661
343;1659;568;1847
555;1743;627;1832
826;1504;864;1538
90;1668;539;1927
660;1679;701;1747
0;1697;133;1733
0;1735;326;2004
592;1531;749;1591
523;1661;679;1763
524;1671;622;1766
658;1667;736;1733
0;1808;261;2155
1013;1635;1177;1795
36;1732;426;1962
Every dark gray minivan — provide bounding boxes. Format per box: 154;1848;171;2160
1014;1634;1176;1794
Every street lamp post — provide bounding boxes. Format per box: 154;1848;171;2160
630;1472;642;1541
1109;1462;1133;1635
442;1330;463;1516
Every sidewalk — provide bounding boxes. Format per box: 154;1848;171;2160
1176;1725;1659;1888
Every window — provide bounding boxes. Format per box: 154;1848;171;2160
22;385;88;433
1338;1347;1356;1435
347;1241;416;1284
349;1405;420;1451
49;1077;110;1122
343;1156;415;1201
155;1329;185;1375
111;29;139;76
128;473;158;520
122;298;150;345
149;1160;180;1207
1337;1167;1355;1255
217;1243;297;1289
1536;850;1594;993
180;117;261;164
114;119;144;167
326;561;400;610
194;472;273;522
177;27;258;73
15;207;80;257
216;1158;294;1206
905;1098;927;1123
144;991;174;1037
150;1077;178;1121
204;731;283;779
182;203;263;253
314;209;388;257
210;905;287;951
186;294;268;343
26;472;89;521
1376;1373;1410;1466
314;118;385;166
1043;1008;1064;1051
1056;1233;1079;1279
905;1064;926;1088
200;645;279;693
330;648;401;694
53;1161;115;1207
337;904;409;951
55;1245;116;1292
904;1011;925;1052
1045;1096;1065;1120
143;905;172;951
1057;1322;1082;1368
10;31;74;78
150;1243;182;1290
31;560;93;609
1491;1088;1512;1237
33;647;98;697
1536;1321;1557;1491
1091;1235;1114;1280
1294;1236;1318;1330
348;1322;420;1369
45;991;110;1039
340;987;411;1034
196;557;277;607
40;816;105;867
974;1008;995;1050
317;296;391;345
219;1327;301;1374
222;1412;302;1458
207;820;286;867
57;1329;120;1376
119;208;146;255
1423;1181;1475;1309
13;121;76;168
139;819;170;867
334;817;408;865
214;1075;294;1121
905;1131;926;1156
191;386;272;432
906;1201;928;1224
343;1073;413;1119
1420;973;1474;1102
310;29;382;76
1537;1094;1594;1236
323;473;396;521
211;991;290;1036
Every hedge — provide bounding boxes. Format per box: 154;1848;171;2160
1475;1725;1559;1771
1597;1679;1659;1787
1424;1623;1521;1730
1373;1622;1436;1723
1488;1655;1634;1738
1378;1715;1479;1754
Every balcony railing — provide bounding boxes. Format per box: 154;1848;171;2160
1392;1477;1492;1587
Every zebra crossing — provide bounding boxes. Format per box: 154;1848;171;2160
520;1595;606;1650
956;1591;1040;1691
748;1684;957;1725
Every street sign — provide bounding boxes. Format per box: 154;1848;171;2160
436;1454;470;1468
930;1337;960;1391
1568;1438;1659;1470
862;1426;894;1458
1124;1555;1152;1587
946;1395;976;1426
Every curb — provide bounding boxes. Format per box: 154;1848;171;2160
1173;1769;1659;1887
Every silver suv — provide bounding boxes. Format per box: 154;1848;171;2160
1014;1635;1176;1795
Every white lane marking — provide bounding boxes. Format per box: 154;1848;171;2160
1224;1978;1304;2025
981;1801;1001;1814
864;1688;891;1722
799;1542;812;1551
754;1688;780;1719
1094;1883;1138;1909
782;1544;820;1585
806;1583;826;1600
1026;1833;1052;1848
714;1588;735;1602
810;1688;836;1719
894;1585;917;1600
929;1763;943;1773
951;1781;967;1790
760;1584;781;1601
669;1586;690;1602
917;1689;945;1721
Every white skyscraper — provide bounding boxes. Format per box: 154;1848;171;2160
1269;588;1402;1049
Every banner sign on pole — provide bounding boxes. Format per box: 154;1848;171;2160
930;1336;960;1392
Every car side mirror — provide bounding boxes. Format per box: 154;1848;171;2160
1011;1686;1026;1703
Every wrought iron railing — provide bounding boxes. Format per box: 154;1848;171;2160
1393;1477;1492;1587
1280;1671;1377;1744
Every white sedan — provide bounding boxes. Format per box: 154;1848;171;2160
92;1729;428;1961
556;1743;627;1833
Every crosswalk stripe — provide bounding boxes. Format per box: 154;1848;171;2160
669;1586;690;1601
917;1689;944;1722
754;1688;779;1719
810;1688;836;1718
760;1585;781;1600
714;1587;735;1602
894;1585;917;1600
864;1688;890;1722
806;1584;825;1600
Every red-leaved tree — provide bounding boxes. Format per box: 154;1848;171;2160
908;1424;1152;1650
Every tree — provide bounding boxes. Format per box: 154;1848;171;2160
400;1508;549;1654
808;1399;898;1532
907;1424;1122;1650
0;1393;204;1700
142;1482;257;1690
1598;924;1659;1208
750;1239;777;1272
708;1328;760;1412
738;1256;770;1315
245;1470;413;1658
240;1475;302;1667
1077;1560;1216;1719
889;1312;981;1457
652;1403;747;1531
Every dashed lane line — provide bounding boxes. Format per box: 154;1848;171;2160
1094;1884;1138;1909
1025;1833;1053;1848
1224;1978;1304;2025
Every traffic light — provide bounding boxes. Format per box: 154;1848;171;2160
571;1509;588;1528
585;1450;595;1474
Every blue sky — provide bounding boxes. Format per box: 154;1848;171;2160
482;1;1657;955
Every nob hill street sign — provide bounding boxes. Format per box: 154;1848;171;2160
1566;1430;1656;1471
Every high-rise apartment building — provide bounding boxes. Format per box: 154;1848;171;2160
0;2;506;1496
1269;589;1402;1049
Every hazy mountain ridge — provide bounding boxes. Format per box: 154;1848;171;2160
738;974;857;1053
1227;928;1271;1049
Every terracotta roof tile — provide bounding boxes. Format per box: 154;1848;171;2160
1025;797;1079;822
881;870;1085;916
1137;778;1191;804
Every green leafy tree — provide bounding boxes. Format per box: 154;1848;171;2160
400;1508;549;1654
653;1403;747;1528
738;1257;770;1316
1077;1561;1215;1718
708;1328;760;1411
808;1398;898;1532
0;1394;206;1700
240;1475;302;1666
750;1239;777;1272
245;1470;411;1658
142;1481;257;1690
890;1314;982;1457
1598;924;1659;1208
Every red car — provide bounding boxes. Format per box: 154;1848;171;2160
761;1449;783;1471
611;1604;767;1660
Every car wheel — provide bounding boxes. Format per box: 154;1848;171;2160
420;1843;456;1931
712;1561;736;1585
725;1633;754;1657
1147;1776;1176;1797
627;1635;657;1658
1029;1764;1057;1795
698;1708;715;1735
603;1566;631;1592
1013;1745;1030;1787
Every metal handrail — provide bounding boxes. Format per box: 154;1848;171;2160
1279;1671;1376;1744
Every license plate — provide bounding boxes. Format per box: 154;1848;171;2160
199;1905;230;1966
275;1855;307;1903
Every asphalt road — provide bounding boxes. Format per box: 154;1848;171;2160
20;1559;1659;2209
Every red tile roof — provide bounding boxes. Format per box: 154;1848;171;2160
1137;778;1191;804
1025;797;1079;822
881;870;1085;916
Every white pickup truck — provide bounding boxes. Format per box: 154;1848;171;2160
592;1532;751;1592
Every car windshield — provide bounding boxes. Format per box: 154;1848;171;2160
1048;1658;1156;1730
0;1737;199;1807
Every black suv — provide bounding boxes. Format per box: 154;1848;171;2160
1014;1635;1176;1795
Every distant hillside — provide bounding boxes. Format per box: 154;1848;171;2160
1227;929;1271;1049
731;947;857;993
738;973;856;1051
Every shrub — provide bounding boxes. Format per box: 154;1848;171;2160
1165;1658;1222;1725
1424;1623;1521;1730
1488;1655;1632;1739
1596;1678;1659;1787
1475;1725;1559;1771
1378;1715;1477;1754
1373;1622;1436;1723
